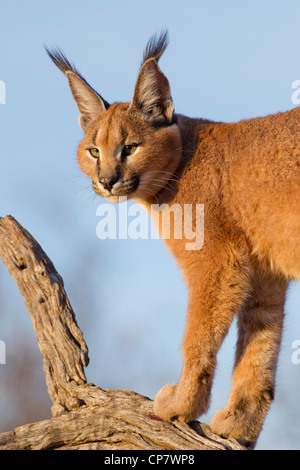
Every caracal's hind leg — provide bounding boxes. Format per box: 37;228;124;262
210;271;287;448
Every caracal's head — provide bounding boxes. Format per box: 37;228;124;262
46;32;182;203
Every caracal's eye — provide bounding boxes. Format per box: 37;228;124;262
123;144;138;157
89;148;100;158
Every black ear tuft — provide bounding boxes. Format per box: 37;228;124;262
45;46;110;113
45;47;79;76
142;30;169;64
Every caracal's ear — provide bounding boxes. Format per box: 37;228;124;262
128;31;175;124
45;47;110;131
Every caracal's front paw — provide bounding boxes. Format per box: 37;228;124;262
153;383;205;422
153;384;181;421
210;408;258;449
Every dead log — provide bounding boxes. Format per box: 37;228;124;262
0;216;246;450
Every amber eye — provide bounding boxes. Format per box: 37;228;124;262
89;148;100;158
123;144;138;157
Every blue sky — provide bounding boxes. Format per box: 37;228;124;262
1;0;300;449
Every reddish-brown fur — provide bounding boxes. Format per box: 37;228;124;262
47;33;300;447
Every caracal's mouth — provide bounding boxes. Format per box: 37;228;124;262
92;175;140;202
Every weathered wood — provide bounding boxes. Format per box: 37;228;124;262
0;215;246;450
0;215;89;415
0;390;245;450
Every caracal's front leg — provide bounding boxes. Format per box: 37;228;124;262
154;243;252;422
210;271;287;448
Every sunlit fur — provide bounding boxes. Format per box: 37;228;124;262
47;32;300;448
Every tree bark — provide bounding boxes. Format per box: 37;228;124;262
0;216;246;451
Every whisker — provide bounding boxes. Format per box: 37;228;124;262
75;184;95;206
151;177;178;186
149;182;177;199
146;169;179;177
138;182;160;204
145;170;181;184
150;177;178;192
